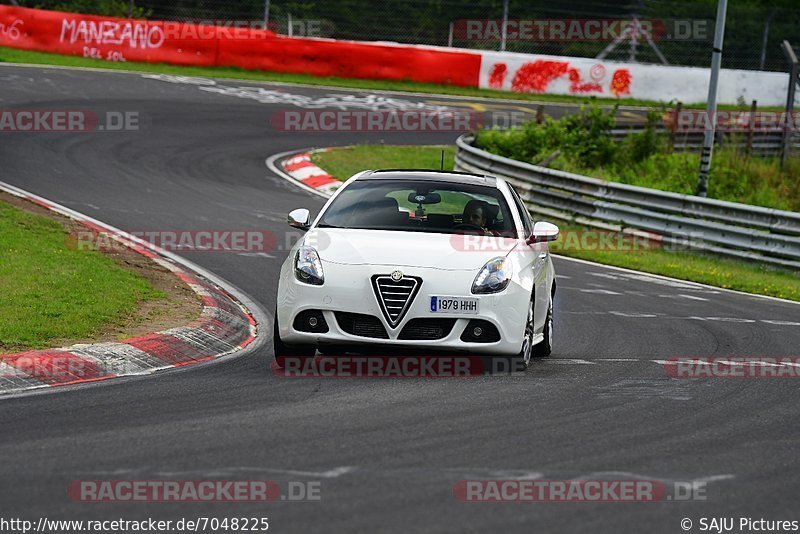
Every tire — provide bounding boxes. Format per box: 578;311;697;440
513;294;536;369
273;315;315;369
532;297;553;358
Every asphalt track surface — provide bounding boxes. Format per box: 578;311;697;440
1;65;799;533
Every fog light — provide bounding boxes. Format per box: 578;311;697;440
293;310;329;333
460;319;500;343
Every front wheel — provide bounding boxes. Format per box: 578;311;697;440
514;295;536;368
273;315;316;369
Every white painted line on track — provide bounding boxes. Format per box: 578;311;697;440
579;289;622;295
555;255;800;307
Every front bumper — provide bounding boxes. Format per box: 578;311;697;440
277;262;530;356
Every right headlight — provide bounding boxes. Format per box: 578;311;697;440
294;246;324;285
471;256;512;294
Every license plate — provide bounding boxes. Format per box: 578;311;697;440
430;296;478;314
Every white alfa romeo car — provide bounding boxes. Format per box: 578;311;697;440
274;170;558;368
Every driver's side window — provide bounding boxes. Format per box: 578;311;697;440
508;186;533;238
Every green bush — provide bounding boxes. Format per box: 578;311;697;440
558;104;618;167
474;103;800;212
620;110;666;164
476;104;619;168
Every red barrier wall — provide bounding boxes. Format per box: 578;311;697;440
0;6;222;66
0;6;481;87
218;38;480;87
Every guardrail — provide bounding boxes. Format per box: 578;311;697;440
454;134;800;270
609;128;800;156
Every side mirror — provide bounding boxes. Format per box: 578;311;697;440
288;208;311;231
527;221;559;244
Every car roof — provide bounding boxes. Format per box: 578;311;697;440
356;169;498;187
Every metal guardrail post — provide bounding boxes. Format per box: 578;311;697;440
669;101;682;152
781;40;798;169
747;100;757;155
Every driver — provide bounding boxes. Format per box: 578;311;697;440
462;200;494;235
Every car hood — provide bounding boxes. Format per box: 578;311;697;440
306;228;516;271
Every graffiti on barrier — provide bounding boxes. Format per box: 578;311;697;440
0;19;22;41
485;59;632;97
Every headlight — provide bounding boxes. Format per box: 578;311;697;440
295;246;324;285
472;256;512;294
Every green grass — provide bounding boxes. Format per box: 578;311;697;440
313;145;800;301
550;226;800;301
313;145;464;212
0;46;769;110
0;201;164;351
312;145;456;181
552;148;800;213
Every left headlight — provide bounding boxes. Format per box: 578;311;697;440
295;245;324;285
472;256;512;294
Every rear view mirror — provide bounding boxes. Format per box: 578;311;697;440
288;208;311;231
528;221;559;244
408;192;442;204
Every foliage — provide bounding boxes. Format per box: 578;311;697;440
476;104;618;168
475;103;800;211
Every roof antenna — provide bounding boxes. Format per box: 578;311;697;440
440;149;445;171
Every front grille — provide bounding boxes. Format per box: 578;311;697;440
334;312;389;339
372;275;422;328
398;318;456;340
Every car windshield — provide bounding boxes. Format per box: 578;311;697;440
316;178;515;235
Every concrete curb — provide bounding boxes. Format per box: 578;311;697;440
278;149;341;197
0;181;260;396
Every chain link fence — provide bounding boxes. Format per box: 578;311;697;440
7;0;800;72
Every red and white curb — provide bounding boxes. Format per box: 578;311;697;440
279;149;341;197
0;181;266;397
